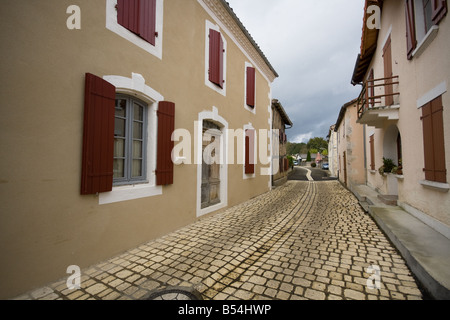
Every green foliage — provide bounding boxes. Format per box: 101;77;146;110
306;151;311;162
306;137;328;152
378;157;397;175
311;162;317;168
286;142;307;156
287;155;295;167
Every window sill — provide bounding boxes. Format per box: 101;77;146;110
370;170;377;174
419;180;450;192
99;183;162;205
411;25;439;59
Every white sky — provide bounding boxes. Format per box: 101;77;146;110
226;0;366;143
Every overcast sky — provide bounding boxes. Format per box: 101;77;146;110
226;0;366;143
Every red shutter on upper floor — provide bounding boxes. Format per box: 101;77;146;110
117;0;140;35
156;101;175;186
139;0;157;45
246;67;256;107
245;129;255;174
405;0;417;60
432;0;448;25
209;29;224;88
117;0;157;45
81;73;116;195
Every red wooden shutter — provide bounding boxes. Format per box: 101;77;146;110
156;101;175;186
405;0;417;60
383;36;394;105
209;29;224;88
139;0;157;45
117;0;140;35
245;129;255;174
81;73;116;195
431;97;446;182
246;67;256;107
117;0;157;45
432;0;448;25
370;134;375;171
421;96;447;183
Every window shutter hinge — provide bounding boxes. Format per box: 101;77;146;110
115;4;118;10
155;31;159;37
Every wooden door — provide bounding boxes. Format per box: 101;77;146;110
201;121;221;209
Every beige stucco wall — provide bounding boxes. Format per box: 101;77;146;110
336;103;366;189
364;0;450;227
0;0;276;298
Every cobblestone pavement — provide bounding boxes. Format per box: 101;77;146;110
15;181;424;300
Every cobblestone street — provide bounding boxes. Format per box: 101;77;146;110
16;181;424;300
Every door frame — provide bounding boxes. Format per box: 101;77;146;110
196;107;228;217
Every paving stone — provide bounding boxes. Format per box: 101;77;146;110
14;181;424;301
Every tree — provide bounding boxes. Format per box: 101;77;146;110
307;137;328;152
306;151;311;162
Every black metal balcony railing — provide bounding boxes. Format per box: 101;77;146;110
357;75;400;119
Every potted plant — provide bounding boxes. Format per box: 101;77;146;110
379;157;396;175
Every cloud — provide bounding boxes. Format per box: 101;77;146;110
227;0;365;142
291;132;313;144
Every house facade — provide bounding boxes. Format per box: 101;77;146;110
334;99;366;190
327;125;338;177
0;0;279;299
271;99;293;186
351;0;450;233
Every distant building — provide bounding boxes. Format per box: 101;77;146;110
272;99;293;186
327;125;338;177
334;99;365;190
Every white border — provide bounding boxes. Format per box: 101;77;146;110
417;81;447;108
99;73;164;205
204;20;227;96
196;107;228;217
106;0;164;60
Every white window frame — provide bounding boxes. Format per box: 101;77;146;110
106;0;164;60
204;20;227;97
99;73;164;205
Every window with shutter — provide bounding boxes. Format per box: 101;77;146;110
246;67;256;108
432;0;448;24
405;0;417;59
421;96;447;183
245;129;255;175
117;0;157;45
370;134;376;171
209;29;224;88
156;101;175;186
81;73;116;195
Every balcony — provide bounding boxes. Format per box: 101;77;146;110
357;75;400;128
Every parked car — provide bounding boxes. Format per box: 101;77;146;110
293;160;299;166
322;163;329;170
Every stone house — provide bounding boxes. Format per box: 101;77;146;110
0;0;279;298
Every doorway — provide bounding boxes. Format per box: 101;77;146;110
201;121;222;209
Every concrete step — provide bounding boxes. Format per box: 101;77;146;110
369;206;450;300
377;194;398;206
